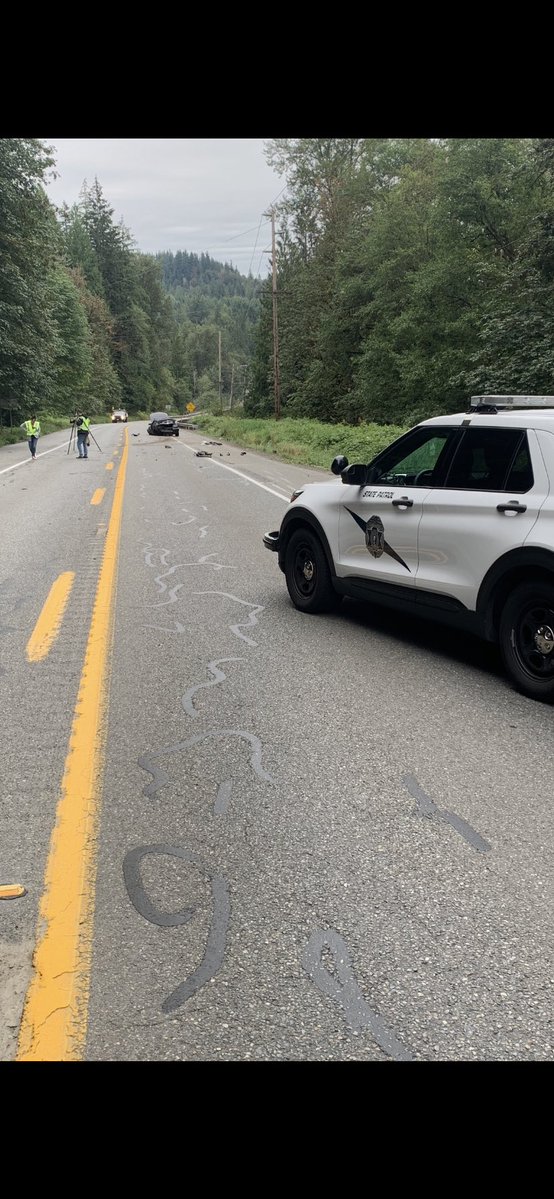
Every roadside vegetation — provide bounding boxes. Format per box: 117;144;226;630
3;138;554;459
191;412;408;470
249;139;554;426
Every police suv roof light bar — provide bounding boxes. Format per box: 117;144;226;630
470;395;554;409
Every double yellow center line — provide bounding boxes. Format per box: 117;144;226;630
17;432;128;1060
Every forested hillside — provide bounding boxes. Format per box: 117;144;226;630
0;140;261;428
157;250;260;298
3;138;554;437
155;251;262;408
248;138;554;425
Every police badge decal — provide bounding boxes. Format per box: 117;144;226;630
365;515;385;558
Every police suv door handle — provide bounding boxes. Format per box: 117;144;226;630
497;501;527;514
391;496;414;508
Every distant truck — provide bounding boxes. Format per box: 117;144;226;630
111;409;128;423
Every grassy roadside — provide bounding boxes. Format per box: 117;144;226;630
189;413;409;471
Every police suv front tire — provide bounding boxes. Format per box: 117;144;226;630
284;528;341;614
499;581;554;702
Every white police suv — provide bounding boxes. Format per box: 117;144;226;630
263;396;554;703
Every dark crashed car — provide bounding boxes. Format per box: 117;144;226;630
147;411;179;437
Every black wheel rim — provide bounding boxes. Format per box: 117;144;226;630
512;602;554;680
293;543;317;598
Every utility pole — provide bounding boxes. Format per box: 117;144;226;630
218;331;222;413
230;364;235;410
270;208;281;421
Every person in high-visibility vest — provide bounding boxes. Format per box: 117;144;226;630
73;412;91;459
20;414;41;460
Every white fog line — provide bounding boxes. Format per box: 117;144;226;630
0;440;72;476
178;440;289;501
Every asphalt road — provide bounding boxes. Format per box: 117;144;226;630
1;421;553;1061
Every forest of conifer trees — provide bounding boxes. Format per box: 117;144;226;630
2;138;554;434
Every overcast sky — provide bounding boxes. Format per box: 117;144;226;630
41;139;285;278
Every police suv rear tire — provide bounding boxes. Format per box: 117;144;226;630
284;528;341;614
499;581;554;702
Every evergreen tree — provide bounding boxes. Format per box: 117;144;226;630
0;138;59;417
45;264;93;412
58;203;105;297
69;267;122;412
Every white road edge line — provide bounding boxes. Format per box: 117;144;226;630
0;440;73;476
178;440;290;501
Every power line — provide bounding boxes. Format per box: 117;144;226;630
222;185;287;278
222;187;287;248
256;246;270;278
222;219;271;244
248;216;265;277
267;184;287;207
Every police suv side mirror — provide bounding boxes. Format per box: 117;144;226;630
340;463;369;486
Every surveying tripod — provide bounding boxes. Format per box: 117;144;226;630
67;415;102;455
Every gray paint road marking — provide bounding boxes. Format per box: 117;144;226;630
194;591;265;646
139;729;275;800
123;844;230;1014
302;930;414;1061
181;658;244;718
214;780;233;815
403;774;492;853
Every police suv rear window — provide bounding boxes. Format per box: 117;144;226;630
444;429;533;492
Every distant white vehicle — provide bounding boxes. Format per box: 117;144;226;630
111;409;128;423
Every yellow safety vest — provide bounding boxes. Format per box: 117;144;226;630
79;417;91;432
24;420;40;436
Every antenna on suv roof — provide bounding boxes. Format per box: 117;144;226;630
469;395;554;412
